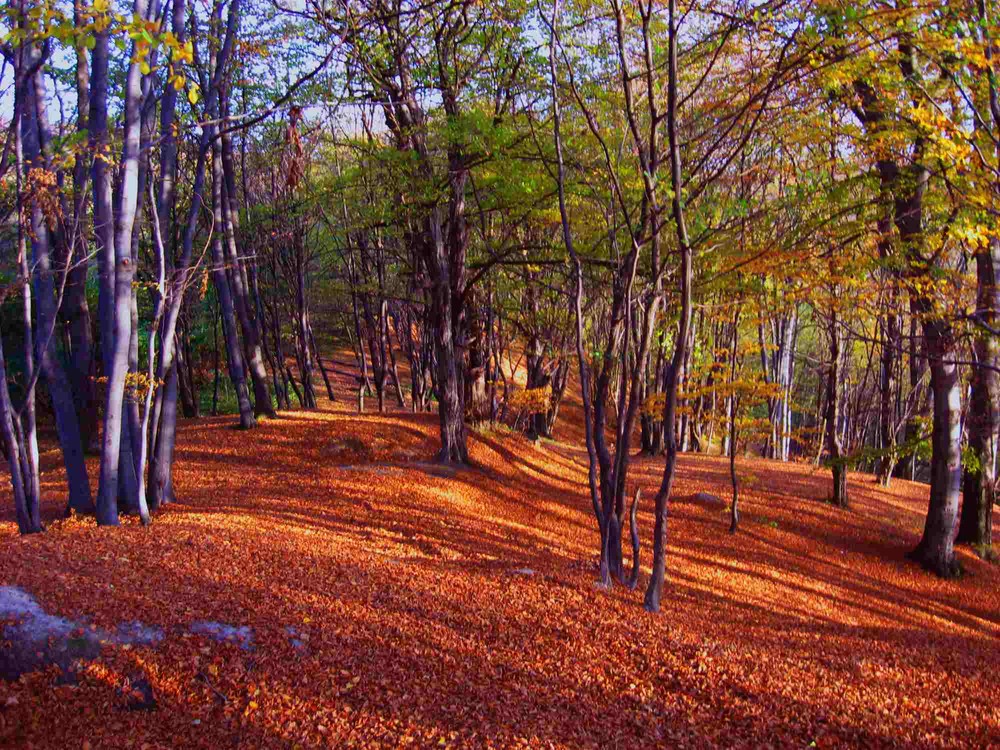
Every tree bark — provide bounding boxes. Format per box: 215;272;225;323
646;0;693;612
957;234;998;553
219;127;275;418
0;332;38;534
908;320;963;577
210;129;256;428
22;50;93;516
826;308;848;508
95;0;152;525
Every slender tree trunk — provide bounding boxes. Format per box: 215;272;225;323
218;133;274;418
727;304;741;533
13;91;41;525
548;0;604;586
877;220;901;486
285;365;304;407
95;0;152;525
826;309;848;508
776;308;797;461
210;134;256;429
176;326;199;418
211;299;221;415
146;0;186;509
1;332;38;534
149;362;178;510
294;259;317;409
68;0;98;453
957;235;998;553
958;14;999;552
268;299;290;409
646;0;693;613
22;54;93;516
309;326;336;401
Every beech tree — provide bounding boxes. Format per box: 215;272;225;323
0;0;995;588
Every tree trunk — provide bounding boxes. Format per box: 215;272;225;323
149;362;178;510
218;134;275;418
309;326;336;401
826;309;848;508
908;320;962;577
646;0;692;613
22;55;93;516
876;217;900;485
176;326;199;418
210;136;256;429
13;82;42;526
0;329;40;534
95;0;152;524
428;208;467;463
294;260;317;409
957;234;998;553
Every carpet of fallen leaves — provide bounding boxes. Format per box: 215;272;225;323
1;357;999;749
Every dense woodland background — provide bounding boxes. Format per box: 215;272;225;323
1;0;998;613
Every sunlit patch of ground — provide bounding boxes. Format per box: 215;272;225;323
1;357;998;748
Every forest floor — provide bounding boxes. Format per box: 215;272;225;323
1;356;999;749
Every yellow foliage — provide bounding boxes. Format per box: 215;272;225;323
508;387;551;415
95;371;164;402
641;392;665;418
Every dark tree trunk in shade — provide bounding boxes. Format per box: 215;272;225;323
727;304;741;533
218;134;274;418
148;362;179;510
876;211;901;486
428;214;468;463
210;129;256;429
285;365;304;407
0;328;40;534
646;0;694;612
825;307;848;509
310;327;336;401
957;0;999;554
22;55;93;516
957;235;998;553
294;258;318;409
13;56;42;527
64;0;98;454
118;305;142;514
176;327;199;418
267;297;291;409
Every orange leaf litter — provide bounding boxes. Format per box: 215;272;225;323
1;360;998;749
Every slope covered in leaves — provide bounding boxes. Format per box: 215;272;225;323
1;363;998;749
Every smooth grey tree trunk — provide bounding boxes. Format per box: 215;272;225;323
95;0;152;525
13;80;42;524
908;322;963;577
146;0;185;510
